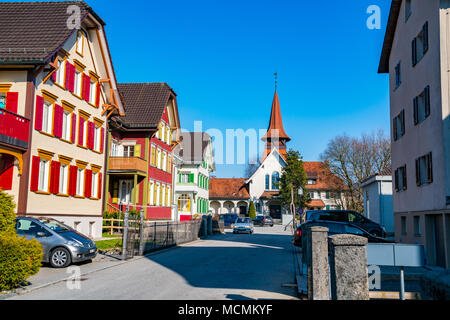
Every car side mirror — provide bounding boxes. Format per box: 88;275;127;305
36;231;47;237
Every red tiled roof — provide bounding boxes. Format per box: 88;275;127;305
0;1;103;64
260;191;280;199
307;200;325;208
115;83;176;128
303;162;347;190
209;178;250;199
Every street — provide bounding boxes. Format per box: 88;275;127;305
9;225;299;300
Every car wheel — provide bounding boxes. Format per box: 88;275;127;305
50;247;72;268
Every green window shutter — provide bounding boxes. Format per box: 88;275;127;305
189;173;194;183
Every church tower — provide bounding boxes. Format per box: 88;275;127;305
261;78;290;160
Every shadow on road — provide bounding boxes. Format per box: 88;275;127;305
140;229;297;299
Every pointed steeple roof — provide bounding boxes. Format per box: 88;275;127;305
262;90;291;142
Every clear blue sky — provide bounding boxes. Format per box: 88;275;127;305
9;0;392;177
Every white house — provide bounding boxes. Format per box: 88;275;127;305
361;167;394;237
173;132;215;221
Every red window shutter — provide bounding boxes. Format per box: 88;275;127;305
71;113;76;143
95;82;101;107
51;161;61;194
98;173;102;199
84;74;91;102
84;169;92;198
69;165;77;196
100;127;105;153
69;64;75;93
34;95;44;131
87;122;92;149
78;116;84;146
64;61;70;89
30;156;40;192
51;68;57;83
6;92;18;114
0;154;15;190
53;105;59;137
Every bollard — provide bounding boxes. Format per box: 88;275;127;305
138;209;145;256
306;226;330;300
328;234;369;300
121;207;129;260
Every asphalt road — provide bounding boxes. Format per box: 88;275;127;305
9;224;299;300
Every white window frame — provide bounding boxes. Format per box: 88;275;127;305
91;171;98;198
42;100;53;134
38;159;50;192
74;69;82;97
61;110;72;141
59;164;69;195
76;168;84;197
156;183;161;206
56;59;66;87
89;79;96;104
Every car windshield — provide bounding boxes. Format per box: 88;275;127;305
236;218;251;224
38;218;71;233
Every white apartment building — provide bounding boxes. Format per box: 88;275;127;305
379;0;450;267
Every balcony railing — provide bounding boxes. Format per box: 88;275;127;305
0;108;30;150
109;156;147;173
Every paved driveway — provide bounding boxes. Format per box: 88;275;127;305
9;224;299;300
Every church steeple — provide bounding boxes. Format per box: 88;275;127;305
261;78;290;160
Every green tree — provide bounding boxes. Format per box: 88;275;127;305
279;150;310;212
248;201;256;220
0;189;16;234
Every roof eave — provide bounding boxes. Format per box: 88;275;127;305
378;0;402;74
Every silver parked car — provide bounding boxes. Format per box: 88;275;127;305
15;217;97;268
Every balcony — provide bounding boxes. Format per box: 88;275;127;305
0;109;30;150
108;157;147;174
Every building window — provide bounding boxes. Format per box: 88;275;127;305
401;216;407;235
123;145;134;158
0;93;5;109
405;0;412;21
38;159;50;192
91;171;98;198
412;22;429;66
74;70;82;97
89;80;96;104
157;148;161;169
179;173;191;184
76;32;84;56
265;174;270;190
93;125;101;152
76;168;84;197
111;140;120;157
393;110;405;141
416;152;433;186
272;172;280;190
307;179;317;185
61;110;72;141
58;164;69;195
394;165;407;192
395;62;401;88
42;100;53;134
414;216;421;236
413;86;430;125
163;151;167;171
178;194;191;212
55;59;66;87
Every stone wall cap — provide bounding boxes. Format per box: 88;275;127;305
328;234;368;246
310;226;329;232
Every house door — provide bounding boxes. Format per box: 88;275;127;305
239;206;247;217
426;215;446;267
119;180;133;205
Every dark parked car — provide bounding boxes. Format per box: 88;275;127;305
220;213;239;228
15;217;97;268
252;215;274;227
305;210;386;238
293;220;393;247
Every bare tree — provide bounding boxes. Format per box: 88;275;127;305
320;129;391;212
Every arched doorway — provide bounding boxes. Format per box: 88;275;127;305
223;201;234;214
210;201;221;214
237;201;248;217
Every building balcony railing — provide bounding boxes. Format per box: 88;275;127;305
0;109;30;150
108;156;147;174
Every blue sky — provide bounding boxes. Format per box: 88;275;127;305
9;0;392;177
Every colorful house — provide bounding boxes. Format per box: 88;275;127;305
106;83;181;220
172;132;215;221
0;1;124;238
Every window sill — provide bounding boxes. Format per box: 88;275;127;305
35;190;51;195
88;102;98;108
71;92;83;100
77;144;88;150
39;131;54;138
74;195;85;199
56;193;70;198
53;82;66;91
60;138;73;145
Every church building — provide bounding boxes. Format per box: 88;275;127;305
209;86;346;219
